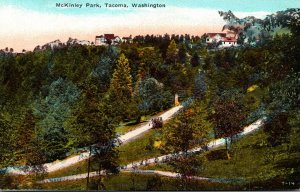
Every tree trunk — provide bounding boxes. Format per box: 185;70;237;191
225;138;231;160
86;145;92;190
97;161;105;190
135;116;142;124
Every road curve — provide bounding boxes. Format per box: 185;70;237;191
38;116;266;183
4;105;184;175
125;117;267;170
119;105;183;144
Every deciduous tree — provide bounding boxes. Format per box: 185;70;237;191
210;94;246;159
162;101;211;189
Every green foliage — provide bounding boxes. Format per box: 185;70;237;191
178;43;187;64
91;56;114;91
135;77;172;115
210;93;246;139
15;110;48;170
190;52;200;67
214;49;236;69
266;72;300;112
263;112;291;146
266;8;300;36
145;174;163;190
169;154;204;190
110;53;133;98
194;70;207;99
0;115;16;169
165;39;178;65
118;130;161;165
108;53;135;121
0;53;20;100
90;46;119;92
67;83;119;189
163;101;211;153
137;47;164;80
33;78;80;161
0;9;299;189
198;125;300;190
41;169;244;190
50;45;102;83
162;100;212;189
44;129;162;179
67;84;116;148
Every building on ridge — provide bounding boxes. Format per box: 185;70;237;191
95;34;122;45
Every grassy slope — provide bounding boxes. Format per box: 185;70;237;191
46;129;162;178
118;129;162;165
45;108;170;179
199;129;296;180
200;128;300;190
200;130;273;179
142;128;299;190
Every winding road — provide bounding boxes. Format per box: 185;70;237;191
38;116;266;183
121;116;267;170
4;105;183;175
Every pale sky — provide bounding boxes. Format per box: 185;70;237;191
0;0;299;52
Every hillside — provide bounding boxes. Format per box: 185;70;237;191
0;8;299;190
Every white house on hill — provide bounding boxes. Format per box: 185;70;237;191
205;32;238;48
219;37;238;48
122;35;133;43
95;34;121;45
206;33;226;43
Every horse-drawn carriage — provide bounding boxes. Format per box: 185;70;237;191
151;117;163;128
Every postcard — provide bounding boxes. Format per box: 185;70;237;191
0;0;299;190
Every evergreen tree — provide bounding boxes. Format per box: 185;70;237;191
108;53;134;121
135;77;172;116
166;39;178;65
0;114;17;188
137;48;165;81
178;44;187;64
190;52;200;67
33;78;80;161
0;115;16;170
15;110;47;183
91;56;114;92
67;84;119;190
194;70;207;99
110;54;133;97
16;111;34;163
